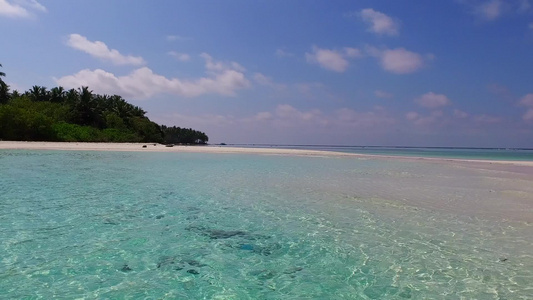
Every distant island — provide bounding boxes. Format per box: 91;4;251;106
0;64;208;144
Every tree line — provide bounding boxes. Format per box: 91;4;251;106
0;64;208;144
160;125;209;145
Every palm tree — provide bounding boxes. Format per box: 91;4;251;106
0;83;9;104
65;88;79;104
74;86;103;128
75;86;94;125
11;90;21;98
49;86;65;103
0;64;9;104
27;85;49;102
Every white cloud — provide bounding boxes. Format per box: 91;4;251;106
359;8;400;36
5;81;28;92
474;114;502;123
253;73;286;90
461;0;531;20
201;53;245;73
344;47;362;58
374;90;394;99
306;47;347;72
475;0;503;20
0;0;45;18
275;48;294;57
415;92;451;108
157;105;515;145
367;46;427;74
166;35;188;42
275;104;322;122
523;109;533;121
0;0;28;18
406;108;506;129
66;34;146;66
21;0;45;11
405;111;419;121
294;83;326;98
156;104;399;144
157;113;237;131
168;51;190;62
305;46;361;72
55;54;250;99
334;107;395;128
251;105;394;130
254;111;273;121
519;94;533;121
406;110;445;126
519;93;533;106
487;83;513;101
454;109;469;118
253;73;272;85
380;48;425;74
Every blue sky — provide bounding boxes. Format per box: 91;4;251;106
1;0;533;147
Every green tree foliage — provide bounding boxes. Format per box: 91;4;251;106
0;76;208;143
0;83;9;105
26;86;49;102
161;125;209;144
0;64;9;104
49;86;65;103
0;97;56;141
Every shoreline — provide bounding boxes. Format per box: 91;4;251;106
1;141;533;168
2;141;533;222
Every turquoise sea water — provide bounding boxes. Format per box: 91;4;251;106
229;145;533;161
1;150;533;299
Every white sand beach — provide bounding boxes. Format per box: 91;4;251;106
1;141;533;168
0;141;348;156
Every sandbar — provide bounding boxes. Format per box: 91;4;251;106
1;141;532;167
2;141;532;222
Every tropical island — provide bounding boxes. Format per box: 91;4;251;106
0;64;208;145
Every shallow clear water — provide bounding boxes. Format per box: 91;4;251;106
1;150;532;299
228;145;533;161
